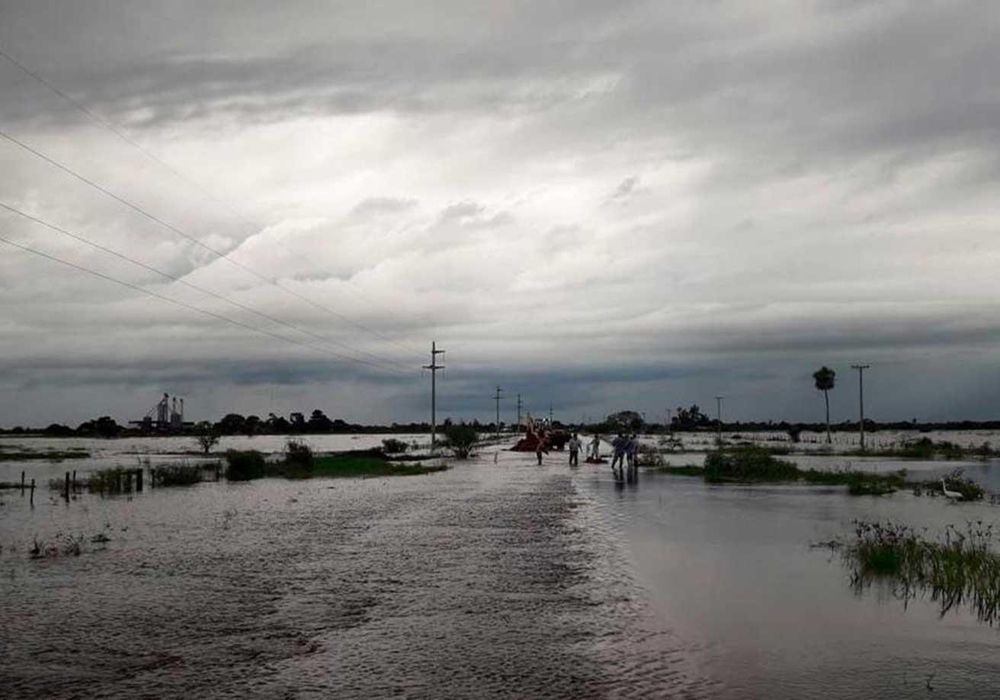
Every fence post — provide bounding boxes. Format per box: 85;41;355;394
30;478;35;507
64;472;70;501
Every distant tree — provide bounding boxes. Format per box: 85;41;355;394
673;405;711;430
194;421;220;454
217;413;247;435
244;415;261;437
812;366;836;444
605;410;644;433
43;423;74;437
77;416;122;438
266;413;290;433
307;409;334;433
289;412;306;432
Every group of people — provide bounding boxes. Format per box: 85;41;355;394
558;431;639;480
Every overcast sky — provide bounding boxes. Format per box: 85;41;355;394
1;1;999;427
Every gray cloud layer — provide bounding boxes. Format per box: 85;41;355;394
1;1;999;426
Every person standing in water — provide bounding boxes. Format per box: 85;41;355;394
535;431;549;465
589;434;601;460
567;433;582;467
611;433;627;479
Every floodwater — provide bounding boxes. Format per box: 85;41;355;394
3;434;1000;698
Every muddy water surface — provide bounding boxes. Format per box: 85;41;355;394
4;436;1000;698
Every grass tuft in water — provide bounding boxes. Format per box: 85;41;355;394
150;464;204;487
703;446;799;482
839;520;1000;624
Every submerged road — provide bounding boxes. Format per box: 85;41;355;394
2;447;711;699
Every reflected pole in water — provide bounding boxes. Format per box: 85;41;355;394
851;364;870;451
424;341;445;452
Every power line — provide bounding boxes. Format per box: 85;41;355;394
0;44;426;360
0;200;414;374
0;232;412;376
0;126;423;367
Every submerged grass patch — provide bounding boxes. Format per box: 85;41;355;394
223;447;447;480
835;520;1000;625
150;464;204;487
0;447;91;461
652;447;909;496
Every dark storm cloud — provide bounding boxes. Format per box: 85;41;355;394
2;1;1000;425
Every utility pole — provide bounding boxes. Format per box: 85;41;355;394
516;393;523;433
423;341;445;451
851;364;870;451
549;403;554;426
715;396;724;444
493;385;503;440
667;408;673;436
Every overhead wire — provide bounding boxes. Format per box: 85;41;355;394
0;231;415;376
0;44;427;361
0;200;415;373
0;125;424;371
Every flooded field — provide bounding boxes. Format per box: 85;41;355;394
3;433;1000;697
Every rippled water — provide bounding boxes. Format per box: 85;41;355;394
3;435;1000;698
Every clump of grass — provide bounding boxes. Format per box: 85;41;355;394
703;446;799;482
82;467;135;493
636;444;664;467
150;464;203;487
840;520;1000;624
311;451;448;478
650;464;705;477
913;468;985;501
0;448;90;461
846;471;906;495
381;438;409;454
443;424;478;459
224;450;266;481
285;440;314;469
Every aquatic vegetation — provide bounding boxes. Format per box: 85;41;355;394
150;464;203;487
310;453;448;478
284;440;315;470
844;471;905;496
703;446;799;482
650;464;706;477
82;467;138;493
636;444;664;467
838;520;1000;625
657;454;907;496
224;450;267;481
381;438;409;454
0;447;90;461
912;468;985;502
29;533;86;559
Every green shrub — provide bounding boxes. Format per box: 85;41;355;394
381;438;409;454
443;424;478;459
846;471;904;495
225;450;266;481
285;440;314;470
703;446;798;482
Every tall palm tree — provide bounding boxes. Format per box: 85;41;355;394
813;366;836;443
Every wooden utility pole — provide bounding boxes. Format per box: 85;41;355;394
493;385;503;440
516;393;523;433
423;341;445;451
851;364;870;451
715;396;724;444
